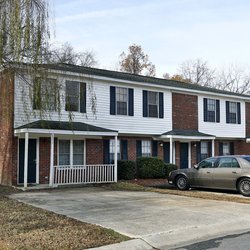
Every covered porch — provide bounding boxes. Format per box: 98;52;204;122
159;130;216;168
14;120;119;188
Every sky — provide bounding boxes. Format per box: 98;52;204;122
52;0;250;77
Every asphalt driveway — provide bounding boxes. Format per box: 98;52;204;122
10;187;250;249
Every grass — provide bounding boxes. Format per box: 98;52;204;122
0;185;129;250
108;181;250;204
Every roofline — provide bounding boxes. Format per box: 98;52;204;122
11;62;250;100
14;128;118;136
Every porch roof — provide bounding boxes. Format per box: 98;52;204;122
160;129;215;140
14;120;118;137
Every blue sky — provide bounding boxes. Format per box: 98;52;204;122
53;0;250;77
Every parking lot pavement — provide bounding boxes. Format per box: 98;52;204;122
10;187;250;249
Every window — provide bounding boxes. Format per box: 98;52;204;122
33;78;58;111
59;140;84;165
222;142;230;155
198;158;216;168
217;157;240;168
110;86;134;116
148;91;158;117
200;141;209;160
109;139;121;163
226;101;241;124
65;81;86;113
142;140;151;157
143;90;164;118
116;87;128;115
59;140;70;165
203;98;220;122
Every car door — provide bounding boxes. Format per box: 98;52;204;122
212;157;242;189
194;158;216;187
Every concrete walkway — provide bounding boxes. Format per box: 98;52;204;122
10;188;250;250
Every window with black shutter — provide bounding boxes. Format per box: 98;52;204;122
203;98;220;123
226;101;241;124
143;90;164;118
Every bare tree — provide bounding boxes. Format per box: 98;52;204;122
119;44;156;76
0;0;50;67
178;59;216;87
216;65;250;94
46;42;98;67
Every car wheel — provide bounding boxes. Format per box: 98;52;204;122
238;178;250;197
175;175;190;190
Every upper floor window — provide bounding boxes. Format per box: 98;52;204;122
226;101;241;124
116;87;128;115
203;98;220;123
110;86;134;116
33;78;58;111
65;81;86;113
143;90;164;118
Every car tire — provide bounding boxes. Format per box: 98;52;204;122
238;178;250;197
175;175;190;190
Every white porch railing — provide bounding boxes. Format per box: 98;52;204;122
53;164;116;186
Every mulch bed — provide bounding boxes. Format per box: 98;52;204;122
128;178;167;187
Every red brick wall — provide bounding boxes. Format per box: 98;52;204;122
0;70;16;185
172;93;198;130
86;139;103;164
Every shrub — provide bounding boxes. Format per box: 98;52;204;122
117;160;136;180
164;163;178;178
137;157;166;179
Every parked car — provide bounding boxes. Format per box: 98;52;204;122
168;155;250;196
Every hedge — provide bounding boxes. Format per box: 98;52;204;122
117;160;136;180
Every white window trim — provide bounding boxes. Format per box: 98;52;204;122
147;91;159;118
116;87;129;116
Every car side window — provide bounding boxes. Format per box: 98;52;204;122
199;158;216;168
217;157;240;168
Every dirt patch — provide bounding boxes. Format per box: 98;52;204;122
0;185;129;250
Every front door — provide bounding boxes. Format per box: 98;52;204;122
19;139;37;184
180;143;189;169
163;142;170;163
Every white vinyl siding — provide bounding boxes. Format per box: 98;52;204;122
198;95;245;138
14;74;172;135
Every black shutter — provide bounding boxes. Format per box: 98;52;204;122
143;90;148;117
128;88;134;116
219;143;223;155
152;141;158;157
216;100;220;123
121;140;128;160
237;102;241;124
208;141;212;157
136;140;142;158
230;142;234;155
226;101;229;123
103;140;110;164
159;92;164;118
196;142;201;163
203;98;208;122
80;82;86;113
110;86;116;115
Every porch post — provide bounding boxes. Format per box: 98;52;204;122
170;136;173;164
212;139;215;157
24;132;29;188
188;142;191;168
49;133;54;187
84;139;86;165
114;135;118;182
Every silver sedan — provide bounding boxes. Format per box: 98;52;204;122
168;155;250;196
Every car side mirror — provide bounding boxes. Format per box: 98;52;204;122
194;164;199;169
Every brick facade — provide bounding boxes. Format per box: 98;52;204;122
0;70;16;186
172;93;198;130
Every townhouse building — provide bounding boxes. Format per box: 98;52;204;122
1;63;250;188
